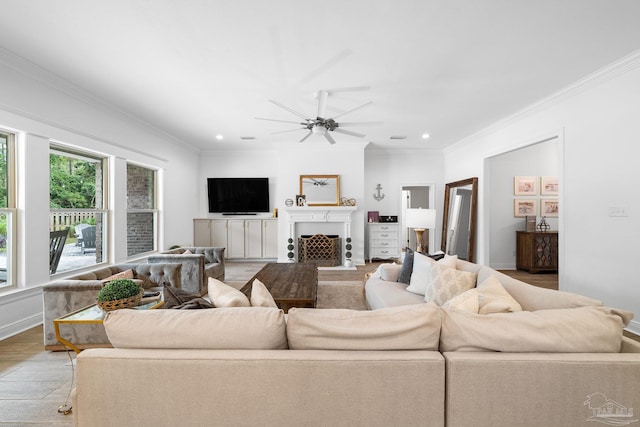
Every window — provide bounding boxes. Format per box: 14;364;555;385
49;146;107;274
0;131;16;288
127;163;157;257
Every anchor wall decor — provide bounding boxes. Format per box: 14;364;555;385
373;184;385;201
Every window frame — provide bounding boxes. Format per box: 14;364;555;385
0;130;17;289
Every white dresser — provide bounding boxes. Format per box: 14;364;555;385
368;222;400;262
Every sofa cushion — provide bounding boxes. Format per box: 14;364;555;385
440;306;632;352
364;277;425;310
208;278;250;307
104;307;288;349
406;253;458;296
286;303;441;350
477;275;523;314
424;263;477;306
250;279;278;308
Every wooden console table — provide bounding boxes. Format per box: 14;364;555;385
516;231;558;273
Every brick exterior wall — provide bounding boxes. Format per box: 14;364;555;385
127;164;155;256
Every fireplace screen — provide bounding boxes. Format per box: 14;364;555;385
298;234;342;266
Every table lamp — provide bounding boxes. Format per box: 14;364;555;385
405;208;436;253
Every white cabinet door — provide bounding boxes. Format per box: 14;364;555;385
262;219;278;258
244;220;263;258
227;219;246;258
210;220;228;249
193;219;211;247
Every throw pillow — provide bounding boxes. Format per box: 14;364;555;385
442;288;479;313
182;249;193;254
379;263;402;282
424;263;477;305
406;253;458;296
250;279;278;308
208;278;250;307
101;269;135;283
406;251;436;295
477;275;523;314
286;303;441;350
397;248;414;284
164;285;214;309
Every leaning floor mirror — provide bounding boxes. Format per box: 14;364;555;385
441;177;478;262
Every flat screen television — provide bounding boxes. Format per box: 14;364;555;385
207;177;270;214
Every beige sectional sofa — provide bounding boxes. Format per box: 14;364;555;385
70;256;640;427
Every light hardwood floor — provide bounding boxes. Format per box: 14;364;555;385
0;261;636;425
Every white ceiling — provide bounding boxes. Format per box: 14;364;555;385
2;0;640;151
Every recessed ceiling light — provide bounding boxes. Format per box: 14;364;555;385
421;133;430;140
215;134;223;140
389;135;407;140
240;136;256;140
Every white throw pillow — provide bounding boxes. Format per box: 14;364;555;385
477;275;523;314
406;253;459;296
424;263;477;306
406;252;436;295
442;288;479;313
379;263;402;282
208;277;250;307
250;279;278;308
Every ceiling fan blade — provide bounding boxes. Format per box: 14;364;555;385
330;101;373;120
299;131;313;143
324;132;337;145
325;85;371;94
271;127;305;134
333;128;365;138
268;99;310;121
254;117;306;125
336;121;383;127
316;90;328;119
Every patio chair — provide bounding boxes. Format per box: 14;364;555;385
74;223;91;246
49;228;69;275
80;226;96;254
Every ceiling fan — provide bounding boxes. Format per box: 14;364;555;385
255;87;380;144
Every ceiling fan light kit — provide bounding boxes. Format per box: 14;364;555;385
255;88;380;144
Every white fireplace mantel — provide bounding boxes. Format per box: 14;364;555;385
284;206;357;265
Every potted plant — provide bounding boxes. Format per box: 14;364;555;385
97;279;143;311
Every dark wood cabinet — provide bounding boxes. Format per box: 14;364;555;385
516;231;558;273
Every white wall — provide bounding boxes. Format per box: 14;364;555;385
488;139;559;269
444;51;640;334
0;50;199;340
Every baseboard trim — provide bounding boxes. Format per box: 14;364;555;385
0;314;42;341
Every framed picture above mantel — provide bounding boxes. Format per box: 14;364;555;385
299;175;340;206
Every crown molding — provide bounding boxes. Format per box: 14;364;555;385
0;47;199;154
444;48;640;155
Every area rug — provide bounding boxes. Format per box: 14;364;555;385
316;280;368;310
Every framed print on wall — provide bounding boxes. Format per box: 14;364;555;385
541;176;559;196
300;175;340;206
514;176;538;195
541;199;559;217
514;199;538;217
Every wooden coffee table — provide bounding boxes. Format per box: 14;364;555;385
240;262;317;312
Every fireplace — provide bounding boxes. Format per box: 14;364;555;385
284;206;357;266
298;234;342;266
